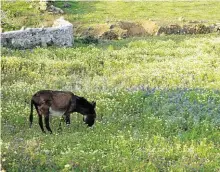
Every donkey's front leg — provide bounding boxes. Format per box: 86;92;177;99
44;115;52;134
58;116;65;131
65;113;70;126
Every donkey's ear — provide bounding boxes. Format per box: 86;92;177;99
92;101;96;108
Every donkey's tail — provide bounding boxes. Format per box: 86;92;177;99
29;99;34;128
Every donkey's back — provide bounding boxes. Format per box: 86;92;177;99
32;90;75;109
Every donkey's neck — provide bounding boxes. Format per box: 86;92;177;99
75;96;90;116
75;108;87;116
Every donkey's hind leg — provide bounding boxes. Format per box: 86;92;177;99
40;104;52;134
44;114;52;134
38;115;46;133
36;106;46;133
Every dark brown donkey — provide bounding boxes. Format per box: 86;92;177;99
29;90;96;133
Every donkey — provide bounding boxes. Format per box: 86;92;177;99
29;90;96;134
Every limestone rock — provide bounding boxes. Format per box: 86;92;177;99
1;18;73;49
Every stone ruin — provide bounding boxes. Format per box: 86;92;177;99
0;17;73;49
155;23;218;35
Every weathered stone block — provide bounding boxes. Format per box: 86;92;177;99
0;17;73;49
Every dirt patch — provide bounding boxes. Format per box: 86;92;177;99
89;24;109;37
78;23;128;40
118;21;145;36
118;20;158;36
140;20;159;35
77;20;158;40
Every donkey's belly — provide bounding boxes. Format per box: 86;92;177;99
49;107;65;117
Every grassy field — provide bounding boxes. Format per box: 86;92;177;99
2;1;220;32
1;1;220;171
55;1;220;24
1;34;220;171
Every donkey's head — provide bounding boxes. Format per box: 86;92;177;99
76;97;96;127
83;101;96;127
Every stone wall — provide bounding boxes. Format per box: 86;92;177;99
0;17;73;49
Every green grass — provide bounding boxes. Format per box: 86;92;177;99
55;1;220;24
1;1;220;171
1;1;57;31
2;1;220;32
1;34;220;171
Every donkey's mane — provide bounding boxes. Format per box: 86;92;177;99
77;96;93;108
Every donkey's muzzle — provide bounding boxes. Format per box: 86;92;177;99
83;116;95;127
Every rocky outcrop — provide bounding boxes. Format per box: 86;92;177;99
0;17;73;49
